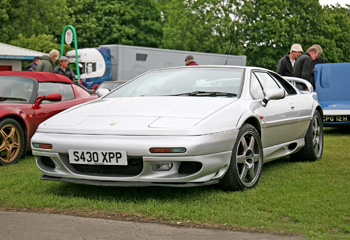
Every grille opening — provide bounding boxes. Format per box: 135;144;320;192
70;156;143;177
178;162;202;174
41;156;55;169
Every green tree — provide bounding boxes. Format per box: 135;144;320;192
319;5;350;63
235;0;324;70
9;34;72;54
1;0;350;68
158;0;244;55
0;0;72;44
67;0;163;48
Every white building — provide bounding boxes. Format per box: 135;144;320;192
0;42;46;71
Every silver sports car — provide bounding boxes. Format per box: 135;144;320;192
32;66;323;191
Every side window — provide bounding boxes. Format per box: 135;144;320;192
270;72;297;95
250;73;264;99
254;72;280;90
86;62;96;73
38;82;75;103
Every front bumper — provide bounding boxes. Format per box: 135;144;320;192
32;130;238;187
323;110;350;127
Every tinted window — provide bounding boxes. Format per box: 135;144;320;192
250;73;264;99
254;72;280;90
38;82;74;102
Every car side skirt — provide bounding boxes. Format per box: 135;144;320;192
263;138;305;163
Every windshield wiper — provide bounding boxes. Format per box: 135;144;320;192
172;91;237;97
0;97;27;101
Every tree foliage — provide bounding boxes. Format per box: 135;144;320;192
235;0;325;69
319;5;350;63
9;34;72;54
158;0;244;55
66;0;163;48
1;0;350;69
0;0;72;43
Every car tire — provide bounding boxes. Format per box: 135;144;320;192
220;123;263;191
0;119;25;166
290;110;323;162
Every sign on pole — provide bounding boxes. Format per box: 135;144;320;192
65;29;73;45
60;25;81;84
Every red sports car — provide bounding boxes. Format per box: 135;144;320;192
0;71;97;165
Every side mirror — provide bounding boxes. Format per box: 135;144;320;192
44;93;62;101
35;93;62;107
96;88;110;97
262;88;285;107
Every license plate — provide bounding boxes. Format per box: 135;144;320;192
68;150;127;165
324;115;350;122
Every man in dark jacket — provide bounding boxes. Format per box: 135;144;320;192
53;56;75;82
35;49;59;72
293;46;319;88
185;55;198;66
25;57;41;71
276;44;303;76
310;44;327;86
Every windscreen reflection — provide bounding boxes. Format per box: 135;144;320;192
104;67;244;98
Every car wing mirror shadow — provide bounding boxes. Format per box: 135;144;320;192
262;88;285;107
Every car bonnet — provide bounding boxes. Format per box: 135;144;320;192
37;96;238;135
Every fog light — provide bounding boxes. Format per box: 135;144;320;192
152;163;173;171
32;143;52;149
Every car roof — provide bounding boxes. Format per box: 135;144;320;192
146;65;266;73
0;71;73;84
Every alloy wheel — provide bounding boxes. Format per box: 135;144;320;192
235;132;262;187
0;123;21;163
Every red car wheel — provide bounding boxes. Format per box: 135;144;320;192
0;119;25;166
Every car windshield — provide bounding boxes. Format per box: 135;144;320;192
0;76;34;103
98;82;125;91
104;67;244;98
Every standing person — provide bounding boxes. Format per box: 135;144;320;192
25;56;41;71
185;55;198;66
313;44;326;65
276;44;303;76
53;56;76;82
311;44;327;86
293;46;319;88
35;49;59;72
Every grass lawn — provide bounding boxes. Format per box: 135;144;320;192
0;127;349;239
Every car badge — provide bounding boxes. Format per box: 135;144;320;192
110;122;117;126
